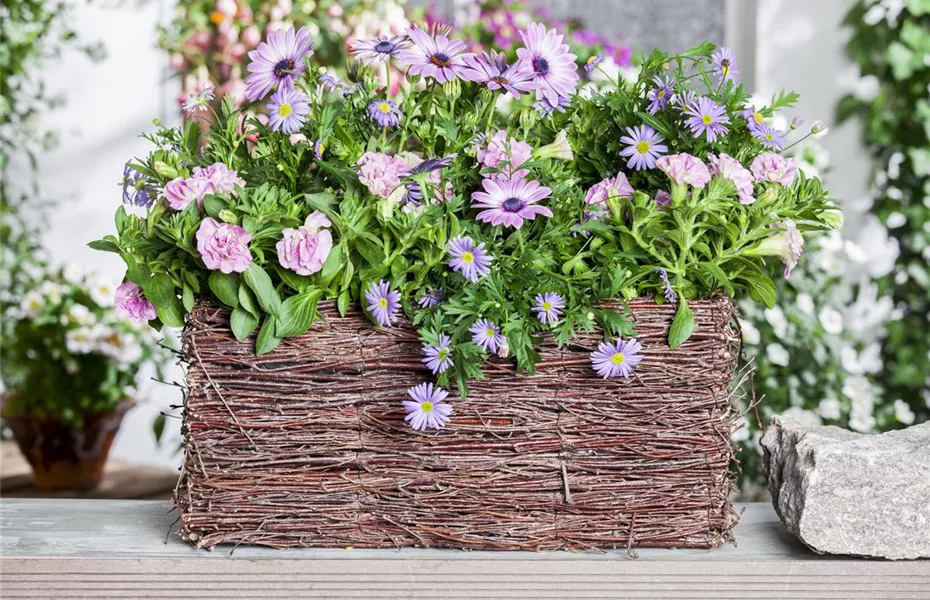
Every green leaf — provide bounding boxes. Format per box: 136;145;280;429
208;271;240;308
668;298;694;349
319;243;343;281
304;192;337;212
238;284;258;316
276;266;312;293
203;195;228;218
741;273;777;308
337;289;350;317
114;206;129;234
355;238;385;267
87;238;121;253
276;290;321;337
152;413;166;444
143;274;175;308
156;297;186;328
698;262;735;296
182;284;195;312
230;306;260;340
256;316;283;355
243;263;282;317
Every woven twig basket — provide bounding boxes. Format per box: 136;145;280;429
175;296;742;551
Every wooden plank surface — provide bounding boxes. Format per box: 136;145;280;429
1;499;928;599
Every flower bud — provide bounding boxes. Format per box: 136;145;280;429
534;129;574;161
218;210;239;224
790;116;803;130
811;120;828;135
154;161;179;179
442;78;461;101
518;107;538;131
822;209;844;230
496;340;509;359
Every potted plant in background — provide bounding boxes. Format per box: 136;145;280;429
0;264;170;490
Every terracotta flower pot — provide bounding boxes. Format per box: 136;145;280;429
2;400;133;491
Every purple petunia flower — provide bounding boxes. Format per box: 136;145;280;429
397;27;472;84
448;236;492;282
683;97;731;142
516;22;580;107
461;50;536;98
471;177;553;229
351;34;411;65
749;123;786;150
654;268;677;305
590;338;644;379
469;318;506;354
245;26;314;101
619;124;668;171
422;334;454;374
417;288;443;308
266;87;310;134
583;55;604;72
712;47;739;83
646;76;674;114
182;82;215;114
403;382;453;432
367;99;403;127
532;292;565;325
365;279;402;327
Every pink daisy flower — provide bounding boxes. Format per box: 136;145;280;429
516;22;580;107
397;27;473;84
471;177;553;229
244;26;314;101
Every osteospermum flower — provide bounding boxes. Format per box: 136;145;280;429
266;87;310;134
245;26;314;101
120;164;155;208
403;383;453;432
469;318;506;354
351;34;411;65
471;177;553;229
619;124;668;171
182;82;215;114
532;292;565;325
590;338;644;379
683;97;731;142
397;27;472;84
365;279;402;327
646;75;674;114
367;99;403;127
583;55;604;72
712;47;739;83
749;123;787;150
535;95;571;117
448;236;492;282
417;288;443;308
422;334;454;374
516;22;580;106
460;51;536;98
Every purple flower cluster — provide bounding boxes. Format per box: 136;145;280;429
653;268;677;305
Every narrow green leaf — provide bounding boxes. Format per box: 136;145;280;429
276;290;321;337
87;238;121;253
256;316;283;355
243;263;282;317
152;413;166;444
208;271;240;308
355;238;385;267
668;298;694;349
337;289;350;317
230;306;259;340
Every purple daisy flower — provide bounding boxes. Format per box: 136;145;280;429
448;236;492;282
367;99;403;127
266;87;310;134
683;97;731;142
742;104;766;128
583;55;604;72
535;95;571;117
417;288;443;308
120;164;155;208
313;139;324;159
472;177;553;229
461;51;536;98
671;90;698;112
712;47;739;83
619;125;668;171
365;279;402;327
403;382;453;432
245;26;314;102
532;292;565;325
516;22;580;107
351;34;411;65
469;318;506;354
409;155;456;175
646;76;674;114
749;123;787;150
397;27;472;84
654;268;677;305
590;338;644;379
182;82;215;114
422;334;454;374
401;181;423;207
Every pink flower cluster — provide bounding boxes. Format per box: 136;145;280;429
655;153;711;189
750;152;797;186
276;211;333;276
114;281;157;323
584;173;634;208
196;217;253;273
357;152;411;198
163;162;244;210
709;153;755;205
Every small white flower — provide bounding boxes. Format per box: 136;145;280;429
849;411;876;433
818;307;844;335
781;406;822;427
96;328;143;367
67;304;97;327
844;241;867;264
885;212;907;228
817;396;842;420
764;306;788;339
843;375;875;405
858;343;883;374
766;343;790;367
840;344;861;374
66;326;100;355
893;399;915;425
63;263;91;284
64;359;80;375
38;281;64;305
796;293;815;317
86;275;117;308
739;318;761;346
19;290;45;319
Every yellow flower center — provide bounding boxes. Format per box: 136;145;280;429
277;103;293;118
378;297;388;309
378;102;391;114
542;302;552;311
753;112;764;125
611;352;626;365
721;61;730;75
486;328;495;337
657;89;666;99
462;251;474;264
421;401;434;413
702;114;713;125
438;348;450;360
764;132;774;141
586;56;598;65
635;140;650;153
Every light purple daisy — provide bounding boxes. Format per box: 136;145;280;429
516;22;580;106
712;47;739;83
403;383;453;432
365;279;402;327
245;26;314;101
460;51;536;98
619;124;668;171
367;99;403;127
683;97;731;142
469;318;506;354
583;55;604;73
182;82;215;114
417;288;443;308
646;75;674;115
471;177;553;229
397;27;472;84
313;139;324;159
266;87;310;134
590;338;644;379
422;334;454;374
671;90;698;112
532;292;565;325
351;34;411;65
742;104;766;128
448;236;492;282
535;95;571;117
749;123;787;150
654;268;677;305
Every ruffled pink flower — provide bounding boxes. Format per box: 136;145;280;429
476;130;532;179
356;152;410;198
276;211;333;276
162;177;210;210
750;152;797;186
114;281;157;323
191;163;245;195
655;153;711;189
584;173;634;208
709;153;756;205
196;217;253;273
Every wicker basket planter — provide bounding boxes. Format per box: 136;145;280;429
175;295;742;551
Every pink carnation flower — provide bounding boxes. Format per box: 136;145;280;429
584;173;634;208
477;130;532;179
356;152;410;198
709;153;756;205
276;211;334;276
162;176;210;210
196;217;253;273
114;281;157;323
750;152;797;186
655;153;711;189
191;162;245;195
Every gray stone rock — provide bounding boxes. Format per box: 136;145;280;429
762;417;930;560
